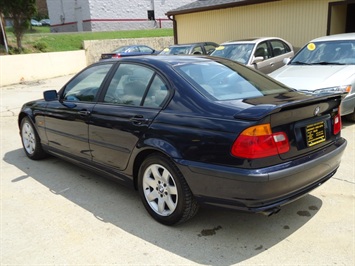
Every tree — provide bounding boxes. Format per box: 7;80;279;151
0;0;36;51
0;13;9;53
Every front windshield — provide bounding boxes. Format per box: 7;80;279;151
290;40;355;65
174;60;291;101
211;44;254;64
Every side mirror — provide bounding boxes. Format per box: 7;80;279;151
43;90;58;101
283;58;291;65
253;56;264;64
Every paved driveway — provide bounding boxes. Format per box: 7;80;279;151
1;76;354;265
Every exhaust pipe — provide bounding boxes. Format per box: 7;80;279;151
260;207;281;217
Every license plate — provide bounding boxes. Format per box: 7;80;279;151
306;121;326;147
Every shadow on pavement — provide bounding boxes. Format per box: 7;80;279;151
4;148;323;265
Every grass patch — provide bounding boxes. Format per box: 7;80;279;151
3;27;173;53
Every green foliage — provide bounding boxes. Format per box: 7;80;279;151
34;40;48;52
0;0;37;50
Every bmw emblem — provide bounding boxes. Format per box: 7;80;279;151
314;106;320;116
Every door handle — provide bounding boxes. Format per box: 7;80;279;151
78;110;91;116
131;115;149;125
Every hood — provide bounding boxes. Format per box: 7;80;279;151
269;65;355;91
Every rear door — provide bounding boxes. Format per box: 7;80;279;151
89;63;170;170
253;41;274;74
269;39;294;70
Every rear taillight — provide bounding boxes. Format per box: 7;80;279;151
231;124;290;159
333;109;342;135
112;54;121;58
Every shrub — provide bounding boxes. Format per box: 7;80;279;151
34;41;48;52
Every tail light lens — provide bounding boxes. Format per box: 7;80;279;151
333;109;342;135
231;124;290;159
112;54;121;58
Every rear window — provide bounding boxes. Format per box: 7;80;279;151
174;60;291;101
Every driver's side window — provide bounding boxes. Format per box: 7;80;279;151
62;63;113;102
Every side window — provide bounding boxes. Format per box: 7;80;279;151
63;63;113;102
192;46;203;54
270;40;291;56
144;75;169;108
254;42;271;59
204;44;217;54
104;64;155;106
139;46;154;53
127;46;139;53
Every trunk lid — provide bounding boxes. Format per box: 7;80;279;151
232;91;343;160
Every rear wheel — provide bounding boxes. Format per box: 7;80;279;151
138;154;199;225
20;117;47;160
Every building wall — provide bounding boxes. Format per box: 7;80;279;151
0;50;86;86
175;0;345;48
46;0;194;32
83;36;173;64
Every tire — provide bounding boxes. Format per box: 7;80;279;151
138;154;199;225
20;117;47;160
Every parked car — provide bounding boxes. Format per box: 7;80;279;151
159;42;219;55
30;19;42;26
211;37;294;74
40;19;50;26
18;55;347;225
101;45;159;59
269;33;355;121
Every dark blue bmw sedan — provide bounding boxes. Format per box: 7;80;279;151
18;55;347;225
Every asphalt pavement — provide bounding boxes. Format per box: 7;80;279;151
1;75;354;265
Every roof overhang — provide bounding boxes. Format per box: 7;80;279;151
166;0;281;17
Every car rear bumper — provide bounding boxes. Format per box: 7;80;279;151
176;137;347;213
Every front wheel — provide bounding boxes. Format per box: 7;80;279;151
20;117;47;160
138;154;199;225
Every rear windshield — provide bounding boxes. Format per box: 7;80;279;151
174;60;291;101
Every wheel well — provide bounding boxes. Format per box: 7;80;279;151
132;149;167;190
18;112;27;127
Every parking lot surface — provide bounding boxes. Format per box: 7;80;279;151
1;75;354;265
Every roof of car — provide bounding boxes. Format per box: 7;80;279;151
221;37;281;44
168;42;218;47
310;33;355;42
100;55;224;66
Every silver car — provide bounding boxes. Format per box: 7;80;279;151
210;37;294;74
270;33;355;121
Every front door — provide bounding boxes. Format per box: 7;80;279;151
45;63;114;161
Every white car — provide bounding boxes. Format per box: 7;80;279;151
270;33;355;121
30;19;42;26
